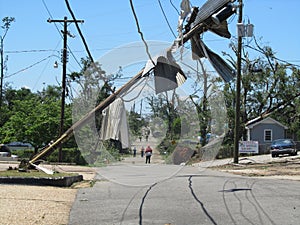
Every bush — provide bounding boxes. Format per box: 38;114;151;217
157;138;177;156
11;149;34;159
46;148;87;165
216;145;233;159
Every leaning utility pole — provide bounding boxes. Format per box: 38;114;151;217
47;17;84;162
234;0;243;164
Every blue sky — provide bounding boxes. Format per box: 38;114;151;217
1;0;300;92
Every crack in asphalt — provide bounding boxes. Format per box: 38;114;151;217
138;182;157;225
188;175;218;225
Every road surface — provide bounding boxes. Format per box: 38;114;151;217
69;161;300;225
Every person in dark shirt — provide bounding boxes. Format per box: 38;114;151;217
140;146;145;157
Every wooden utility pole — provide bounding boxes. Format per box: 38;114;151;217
234;0;243;164
47;17;84;162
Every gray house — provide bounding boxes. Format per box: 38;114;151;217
245;117;288;154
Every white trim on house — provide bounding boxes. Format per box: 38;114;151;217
246;117;288;129
247;128;251;141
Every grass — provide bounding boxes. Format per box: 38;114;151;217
0;169;78;178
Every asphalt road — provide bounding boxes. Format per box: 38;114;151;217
69;161;300;225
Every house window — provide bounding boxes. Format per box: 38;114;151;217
264;129;272;141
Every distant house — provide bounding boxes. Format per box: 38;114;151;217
245;117;288;154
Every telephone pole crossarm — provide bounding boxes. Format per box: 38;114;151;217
47;18;84;23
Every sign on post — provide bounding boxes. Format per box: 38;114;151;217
239;141;259;154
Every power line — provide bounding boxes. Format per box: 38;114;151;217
42;0;55;21
129;0;155;66
169;0;180;15
4;40;229;55
244;44;300;68
65;0;93;64
5;49;59;54
158;0;177;38
5;55;54;78
42;0;82;69
64;0;119;99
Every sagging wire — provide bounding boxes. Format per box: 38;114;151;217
65;0;121;96
158;0;177;38
65;0;92;64
170;0;180;15
120;75;150;103
244;44;300;68
129;0;155;66
5;55;54;78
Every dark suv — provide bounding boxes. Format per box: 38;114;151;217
0;144;12;157
270;139;297;157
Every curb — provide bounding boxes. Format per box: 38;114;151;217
0;174;83;187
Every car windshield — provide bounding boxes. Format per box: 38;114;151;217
272;139;292;145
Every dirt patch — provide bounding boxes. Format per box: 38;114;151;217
0;164;96;225
0;185;77;225
211;158;300;181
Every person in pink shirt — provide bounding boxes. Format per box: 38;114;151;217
145;145;153;164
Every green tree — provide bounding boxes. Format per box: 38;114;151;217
67;57;126;163
68;57;119;131
188;60;223;146
224;37;300;141
147;90;180;140
0;86;73;152
128;110;146;137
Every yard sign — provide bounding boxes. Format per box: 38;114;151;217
239;141;259;154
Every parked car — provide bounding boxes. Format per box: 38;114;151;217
270;139;297;157
0;144;12;157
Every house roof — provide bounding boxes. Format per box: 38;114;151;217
245;116;288;129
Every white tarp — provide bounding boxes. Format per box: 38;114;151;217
100;98;130;149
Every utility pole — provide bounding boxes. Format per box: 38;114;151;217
234;0;243;164
47;17;84;162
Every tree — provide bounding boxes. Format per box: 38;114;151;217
147;90;180;140
67;57;126;163
68;57;119;131
0;86;72;152
128;110;146;137
0;17;15;110
188;60;210;146
223;37;300;141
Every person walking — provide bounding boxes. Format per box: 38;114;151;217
133;146;137;157
145;145;153;164
140;146;145;157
